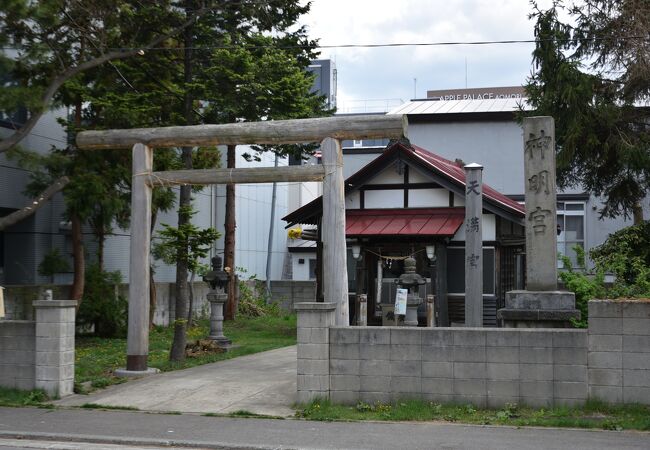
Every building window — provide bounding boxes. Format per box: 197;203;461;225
446;247;496;295
557;202;586;268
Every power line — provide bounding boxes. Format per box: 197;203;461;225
1;35;648;53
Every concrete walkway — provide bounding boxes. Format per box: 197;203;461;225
56;346;297;417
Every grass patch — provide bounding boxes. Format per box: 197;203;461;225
80;403;140;411
227;410;285;419
201;410;285;419
0;387;51;408
75;315;296;390
296;398;650;431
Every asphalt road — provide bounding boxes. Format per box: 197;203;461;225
1;407;649;450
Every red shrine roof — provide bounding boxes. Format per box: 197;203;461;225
345;208;465;237
283;140;525;229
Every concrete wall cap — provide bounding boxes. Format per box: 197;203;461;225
294;302;337;311
590;298;650;303
33;300;78;308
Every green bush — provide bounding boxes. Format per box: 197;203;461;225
38;248;71;277
559;222;650;327
559;247;605;328
237;278;282;318
590;221;650;283
77;265;127;337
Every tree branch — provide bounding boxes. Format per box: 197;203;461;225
0;176;70;231
0;7;211;154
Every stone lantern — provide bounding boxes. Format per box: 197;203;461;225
202;255;231;349
394;256;426;327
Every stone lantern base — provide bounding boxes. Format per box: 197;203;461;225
207;292;232;350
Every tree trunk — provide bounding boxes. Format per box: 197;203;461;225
187;271;195;327
224;144;237;320
149;269;156;330
97;229;105;272
70;213;85;305
69;97;85;307
169;3;194;362
633;201;644;225
265;154;279;298
149;210;158;329
170;175;192;362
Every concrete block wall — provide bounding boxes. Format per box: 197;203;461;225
326;327;587;408
295;302;336;404
296;299;650;407
4;280;312;324
0;321;36;390
588;299;650;404
271;281;316;311
0;300;76;397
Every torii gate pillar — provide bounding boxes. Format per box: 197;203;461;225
321;137;349;326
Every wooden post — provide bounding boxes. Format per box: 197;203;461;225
376;258;383;309
321;137;349;326
435;242;449;326
464;163;483;327
357;294;367;326
127;143;153;371
426;294;435;327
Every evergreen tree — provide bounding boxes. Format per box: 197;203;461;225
525;0;650;222
2;1;329;362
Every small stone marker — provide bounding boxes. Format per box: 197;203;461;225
464;163;483;327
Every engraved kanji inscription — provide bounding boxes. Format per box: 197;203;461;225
466;216;480;233
467;253;480;269
525;129;552;160
466;180;481;195
528;206;552;235
528;169;551;194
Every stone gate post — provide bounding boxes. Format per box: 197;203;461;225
295;302;336;403
34;300;76;397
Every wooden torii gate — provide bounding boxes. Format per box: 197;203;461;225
77;114;408;372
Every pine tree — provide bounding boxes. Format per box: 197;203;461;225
525;0;650;221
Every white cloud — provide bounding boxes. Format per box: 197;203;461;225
300;0;557;110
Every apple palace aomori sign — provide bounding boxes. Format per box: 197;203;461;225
427;86;525;101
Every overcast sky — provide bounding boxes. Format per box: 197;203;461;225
300;0;555;112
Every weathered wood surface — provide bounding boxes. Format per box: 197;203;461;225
127;143;153;371
147;165;326;186
435;242;449;326
357;294;367;326
321;137;349;326
427;294;435;328
76;115;408;150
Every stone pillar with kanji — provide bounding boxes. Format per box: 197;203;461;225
498;116;579;328
464;163;483;327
